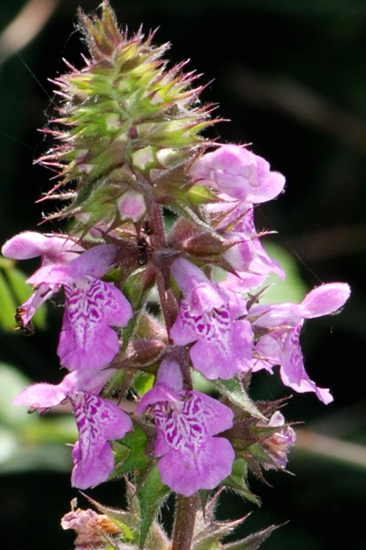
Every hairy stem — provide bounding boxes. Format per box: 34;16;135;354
171;494;199;550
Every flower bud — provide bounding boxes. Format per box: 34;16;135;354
117;190;146;222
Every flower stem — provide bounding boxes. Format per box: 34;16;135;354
171;494;198;550
151;203;178;333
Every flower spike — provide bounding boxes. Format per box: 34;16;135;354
3;3;351;548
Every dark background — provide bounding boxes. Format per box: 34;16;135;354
1;1;365;548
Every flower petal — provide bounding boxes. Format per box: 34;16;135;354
71;439;114;490
152;390;234;496
2;232;49;259
158;437;234;497
280;323;333;404
300;283;351;318
2;231;81;263
13;383;67;411
118;190;146;222
57;278;132;370
69;244;118;280
70;391;132;489
181;314;253;379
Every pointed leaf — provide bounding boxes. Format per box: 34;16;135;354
212;378;266;420
111;425;149;479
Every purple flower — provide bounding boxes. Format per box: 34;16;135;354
249;283;351;404
57;270;132;371
2;232;133;370
190;144;285;203
13;369;132;489
170;258;253;379
136;359;235;496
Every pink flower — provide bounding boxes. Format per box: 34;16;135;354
249;283;351;404
190;144;285;203
170;258;253;379
2;232;132;370
13;369;132;489
136;359;235;496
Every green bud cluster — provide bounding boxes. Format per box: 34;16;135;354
40;1;215;229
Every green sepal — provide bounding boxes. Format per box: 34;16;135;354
42;1;218;224
82;476;171;549
223;459;260;506
188;184;218;206
122;338;166;369
82;492;139;543
152;163;199;210
193;490;264;550
223;524;280;550
103;369;126;395
249;441;270;461
166;202;219;245
168;216;230;262
123;269;156;312
71;184;120;230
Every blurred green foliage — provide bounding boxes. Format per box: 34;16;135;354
0;362;76;473
0;256;47;331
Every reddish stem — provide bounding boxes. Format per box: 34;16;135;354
150;203;178;333
171;494;199;550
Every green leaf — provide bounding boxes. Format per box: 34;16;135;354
111;426;149;479
24;416;77;444
137;465;170;549
211;378;266;420
0;426;18;467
